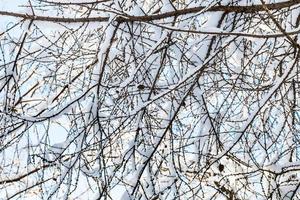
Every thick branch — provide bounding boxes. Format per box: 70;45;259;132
0;1;299;23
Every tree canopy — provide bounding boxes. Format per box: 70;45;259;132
0;0;300;199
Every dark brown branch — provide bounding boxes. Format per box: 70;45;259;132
0;163;52;185
0;1;299;23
